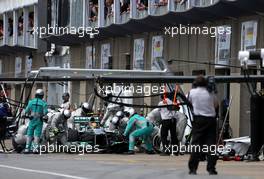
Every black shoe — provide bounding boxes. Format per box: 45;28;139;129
208;170;218;175
160;152;170;156
189;170;197;175
33;150;40;154
125;150;135;155
146;150;155;155
173;152;179;156
23;149;31;154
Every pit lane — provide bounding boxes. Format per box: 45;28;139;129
0;153;263;179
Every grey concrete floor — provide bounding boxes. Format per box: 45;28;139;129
0;153;263;179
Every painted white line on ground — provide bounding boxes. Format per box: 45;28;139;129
0;164;91;179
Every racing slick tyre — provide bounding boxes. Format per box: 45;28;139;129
68;128;79;142
152;134;162;153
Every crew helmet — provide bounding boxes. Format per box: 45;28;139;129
116;111;123;118
111;116;119;125
62;109;71;119
124;108;135;118
35;89;44;98
81;102;92;113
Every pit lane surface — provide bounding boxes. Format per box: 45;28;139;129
0;153;262;179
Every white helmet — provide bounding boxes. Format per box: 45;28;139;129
63;109;71;119
111;116;119;125
82;102;92;113
116;111;123;118
35;89;44;98
82;102;89;108
125;108;135;117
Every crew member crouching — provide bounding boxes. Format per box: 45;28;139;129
123;108;155;155
48;109;71;146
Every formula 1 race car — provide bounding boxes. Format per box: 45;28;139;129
67;116;128;154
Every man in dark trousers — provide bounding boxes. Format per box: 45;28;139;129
188;75;219;175
0;93;9;151
158;94;179;156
